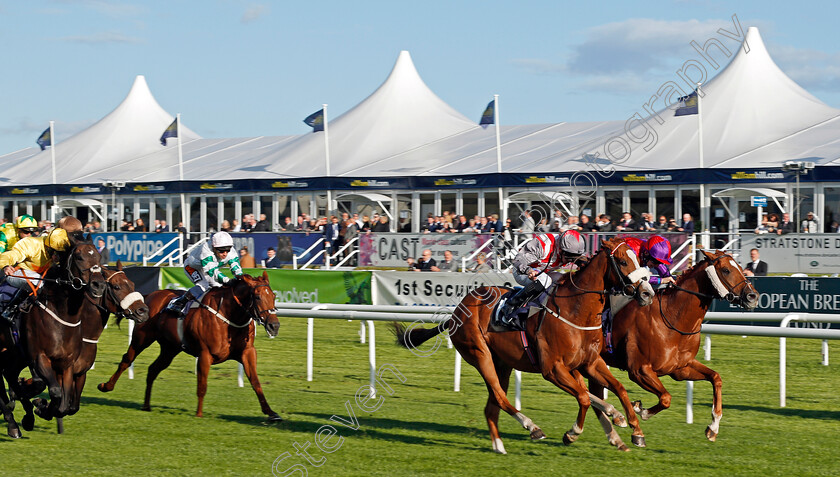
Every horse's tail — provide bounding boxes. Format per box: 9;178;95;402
393;320;449;349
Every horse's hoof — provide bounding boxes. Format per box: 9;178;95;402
613;414;628;428
617;443;630;452
21;414;34;432
562;432;574;446
705;426;718;442
7;426;21;439
631;435;646;448
530;428;546;441
97;383;111;393
631;400;642;413
267;413;283;422
140;405;151;412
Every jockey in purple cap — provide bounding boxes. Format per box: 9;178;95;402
643;235;675;287
499;229;586;325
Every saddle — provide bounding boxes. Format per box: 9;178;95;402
490;286;555;333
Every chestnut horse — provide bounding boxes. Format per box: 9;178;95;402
590;250;758;443
397;238;655;453
98;272;282;421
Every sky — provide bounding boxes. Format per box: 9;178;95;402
1;0;838;154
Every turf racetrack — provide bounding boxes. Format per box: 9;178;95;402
4;316;839;476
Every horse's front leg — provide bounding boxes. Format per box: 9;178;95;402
239;346;280;421
0;383;21;438
195;351;212;418
542;364;590;446
675;359;723;442
587;358;645;447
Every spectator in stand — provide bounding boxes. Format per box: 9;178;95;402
766;213;779;234
353;213;364;231
293;216;304;231
343;214;359;264
360;215;372;232
562;215;580;232
478;216;491;233
777;213;794;235
433;250;456;272
134;218;148;232
232;219;241;232
536;217;551;233
159;220;169;232
153;220;161;232
655;215;669;232
520;210;535;237
743;248;768;277
470;253;493;273
282;217;296;231
372;214;390;232
239;246;256;268
579;215;598;232
422;215;438;233
240;215;252;233
488;214;503;233
306;218;320;232
667;218;679;232
323;215;341;252
407;249;436;272
616;212;636;232
264;247;282;268
92;221;103;232
677;213;694;233
97;237;110;266
398;217;411;232
755;214;771;234
802;212;820;233
220;220;231;232
454;215;469;233
597;214;614;232
253;214;270;232
638;213;655;232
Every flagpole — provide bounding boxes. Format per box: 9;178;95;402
50;120;57;222
176;113;188;236
323;104;332;215
697;83;708;247
494;95;504;218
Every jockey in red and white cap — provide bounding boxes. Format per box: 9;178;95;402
500;229;586;324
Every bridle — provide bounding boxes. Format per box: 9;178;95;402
659;254;755;335
568;241;650;298
64;244;106;298
231;280;275;326
100;270;145;319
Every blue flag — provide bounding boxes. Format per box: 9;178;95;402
36;127;51;151
674;91;698;116
303;109;324;132
479;99;495;126
160;118;178;146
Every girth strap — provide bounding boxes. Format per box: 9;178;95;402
520;331;537;367
201;303;251;328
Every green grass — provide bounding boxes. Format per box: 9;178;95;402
4;317;839;476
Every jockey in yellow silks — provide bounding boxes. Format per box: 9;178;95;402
0;215;40;254
0;228;70;322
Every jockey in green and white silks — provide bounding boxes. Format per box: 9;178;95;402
166;231;244;315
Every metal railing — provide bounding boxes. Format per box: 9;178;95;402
142;235;183;266
292;238;326;270
325;237;359;269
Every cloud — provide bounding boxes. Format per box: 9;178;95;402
58;31;143;44
53;0;143;17
770;45;840;92
241;4;269;24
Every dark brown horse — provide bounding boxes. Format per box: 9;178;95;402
590;250;758;442
65;263;150;416
98;272;282;420
1;234;107;435
397;238;655;453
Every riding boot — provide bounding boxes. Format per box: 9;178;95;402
501;280;545;325
0;288;27;324
166;292;195;315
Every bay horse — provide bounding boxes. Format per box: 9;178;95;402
0;233;107;435
396;238;655;453
590;250;758;443
98;272;282;421
65;262;150;416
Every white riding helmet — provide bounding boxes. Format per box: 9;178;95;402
211;231;233;248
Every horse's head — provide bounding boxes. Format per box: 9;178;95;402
701;250;759;310
235;272;279;337
601;238;655;306
65;233;107;299
103;261;150;323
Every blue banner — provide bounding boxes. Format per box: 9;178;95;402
91;232;180;263
229;232;324;266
